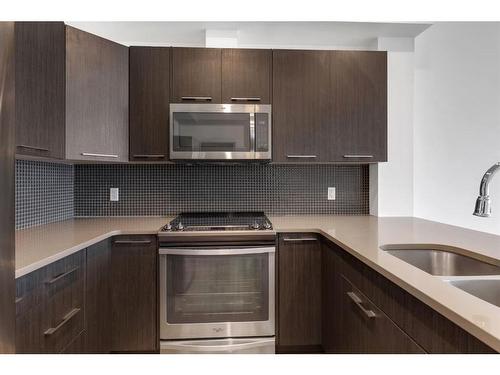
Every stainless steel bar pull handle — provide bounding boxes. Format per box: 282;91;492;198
81;153;119;158
347;292;376;318
230;97;261;102
181;96;212;101
17;144;49;152
114;240;152;245
286;155;317;158
343;155;373;158
283;237;317;242
44;308;81;336
132;154;166;158
45;267;79;285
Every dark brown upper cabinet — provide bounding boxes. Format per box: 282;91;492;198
272;49;387;163
14;23;129;163
328;51;387;162
221;49;272;104
66;26;129;162
129;47;170;162
171;47;221;103
273;50;331;162
15;22;66;159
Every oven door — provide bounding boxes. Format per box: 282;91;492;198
169;103;271;160
159;246;275;340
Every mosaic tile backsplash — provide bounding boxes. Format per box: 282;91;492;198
16;160;74;229
15;161;369;229
74;164;369;217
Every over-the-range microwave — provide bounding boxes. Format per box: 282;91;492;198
169;103;271;161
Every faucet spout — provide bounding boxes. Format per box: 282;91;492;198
474;162;500;217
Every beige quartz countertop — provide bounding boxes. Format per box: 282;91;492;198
15;215;500;352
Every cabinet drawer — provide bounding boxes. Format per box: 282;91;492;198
16;303;84;354
16;251;85;316
15;251;85;353
336;274;424;353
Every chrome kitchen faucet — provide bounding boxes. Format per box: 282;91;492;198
473;162;500;217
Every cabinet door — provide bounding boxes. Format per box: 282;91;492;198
111;236;158;352
272;50;331;162
221;49;272;104
329;51;387;162
66;26;129;162
277;234;322;353
171;47;221;103
15;22;65;159
129;47;170;162
85;240;111;353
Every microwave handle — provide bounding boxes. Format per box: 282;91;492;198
159;247;275;256
249;112;256;153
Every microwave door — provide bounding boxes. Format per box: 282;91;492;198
170;104;257;160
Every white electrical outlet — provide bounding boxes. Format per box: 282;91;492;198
110;188;119;202
328;187;336;200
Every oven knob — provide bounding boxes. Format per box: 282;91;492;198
177;222;184;231
251;222;260;230
263;221;272;230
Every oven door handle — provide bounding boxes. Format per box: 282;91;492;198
159;247;275;256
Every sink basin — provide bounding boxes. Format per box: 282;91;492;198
449;279;500;308
380;246;500;276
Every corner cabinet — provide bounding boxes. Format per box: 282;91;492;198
14;22;129;162
272;50;387;163
66;26;129;162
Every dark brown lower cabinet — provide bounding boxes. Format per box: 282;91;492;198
321;239;496;354
85;240;111;353
331;274;424;353
277;233;322;353
15;251;85;353
111;235;158;353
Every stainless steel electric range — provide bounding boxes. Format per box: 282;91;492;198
158;212;276;354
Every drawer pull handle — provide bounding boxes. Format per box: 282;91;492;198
347;291;377;318
286;155;317;159
343;155;374;159
114;240;152;245
45;267;79;286
283;237;317;242
132;154;165;158
230;97;261;102
81;153;119;158
18;144;49;152
44;308;81;336
181;96;212;101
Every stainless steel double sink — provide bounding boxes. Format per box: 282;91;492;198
380;245;500;308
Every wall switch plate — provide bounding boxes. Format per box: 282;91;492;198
328;187;336;200
110;188;119;202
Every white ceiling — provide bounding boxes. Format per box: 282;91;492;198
67;21;432;49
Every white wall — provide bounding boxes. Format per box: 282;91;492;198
370;51;415;217
413;23;500;234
